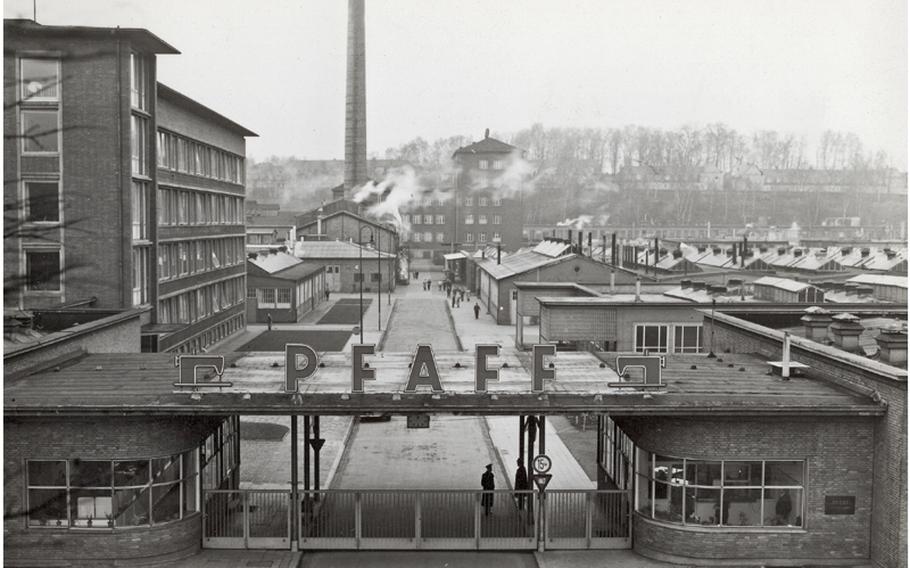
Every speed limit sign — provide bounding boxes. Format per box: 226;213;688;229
533;454;552;474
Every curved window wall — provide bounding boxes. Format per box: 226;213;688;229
636;450;804;528
26;450;197;529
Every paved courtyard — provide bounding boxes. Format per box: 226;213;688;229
236;329;352;352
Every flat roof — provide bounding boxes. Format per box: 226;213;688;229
4;351;881;418
157;83;257;137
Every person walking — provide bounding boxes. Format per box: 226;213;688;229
481;464;495;516
514;458;530;510
266;313;273;331
325;288;330;302
474;302;481;319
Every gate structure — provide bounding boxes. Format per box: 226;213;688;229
202;488;629;551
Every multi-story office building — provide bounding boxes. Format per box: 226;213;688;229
405;130;526;265
3;19;256;353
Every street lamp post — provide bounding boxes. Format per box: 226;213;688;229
376;230;381;332
358;225;374;344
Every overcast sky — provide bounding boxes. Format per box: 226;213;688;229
5;0;907;168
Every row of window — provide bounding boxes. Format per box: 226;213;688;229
157;130;245;184
411;196;504;209
201;417;240;491
636;452;804;528
171;315;245;355
398;213;505;225
634;324;703;354
406;232;504;244
158;237;245;281
25;452;197;529
157;276;245;325
158;188;244;226
478;159;506;170
249;273;325;310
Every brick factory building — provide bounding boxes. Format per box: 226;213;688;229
3;19;256;354
406;130;528;266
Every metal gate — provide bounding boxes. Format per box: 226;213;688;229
203;488;629;551
202;490;291;549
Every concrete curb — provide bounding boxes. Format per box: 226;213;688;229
325;417;358;490
444;299;466;352
376;299;398;351
482;416;514;492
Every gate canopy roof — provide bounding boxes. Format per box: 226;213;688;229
4;350;883;418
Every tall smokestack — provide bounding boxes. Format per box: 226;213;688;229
344;0;367;196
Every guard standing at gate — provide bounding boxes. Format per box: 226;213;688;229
514;458;530;510
481;464;495;516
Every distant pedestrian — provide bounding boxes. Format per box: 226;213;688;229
452;294;457;308
514;459;530;510
266;313;273;331
474;302;481;319
325;289;330;301
415;270;420;280
481;464;495;516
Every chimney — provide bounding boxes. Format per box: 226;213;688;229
611;233;617;266
497;243;501;265
344;0;368;195
741;236;748;267
484;128;490;139
800;306;833;342
316;208;324;234
781;331;792;379
588;232;593;257
876;326;908;367
829;313;864;353
610;270;616;292
680;279;692;289
568;229;573;248
578;231;583;255
635;277;641;302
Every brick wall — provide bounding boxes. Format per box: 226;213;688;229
4;415;223;566
616;416;875;564
702;313;907;568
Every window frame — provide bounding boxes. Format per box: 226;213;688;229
23;247;63;295
634;323;670;354
20;57;60;102
20;109;60;154
23;178;61;225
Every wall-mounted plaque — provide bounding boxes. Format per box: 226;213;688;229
824;495;855;515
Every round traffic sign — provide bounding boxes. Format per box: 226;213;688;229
533;454;552;474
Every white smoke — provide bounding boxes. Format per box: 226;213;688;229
556;215;594;230
469;151;539;198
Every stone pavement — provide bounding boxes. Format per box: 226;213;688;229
167;550;301;568
381;297;458;351
486;416;595;490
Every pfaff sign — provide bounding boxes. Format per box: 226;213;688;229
285;343;557;394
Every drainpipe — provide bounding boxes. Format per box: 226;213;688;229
497;243;501;265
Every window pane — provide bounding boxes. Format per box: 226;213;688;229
724;461;761;485
653;482;682;522
685;486;720;525
152;483;181;524
722;488;761;526
654;455;683;484
763;488;802;527
28;460;66;486
152;455;181;484
764;461;803;486
26;251;61;291
114;460;150;486
26;182;59;222
28;489;68;526
22;110;58;152
71;460;111;487
71;490;112;525
685;460;721;486
114;487;151;526
21;58;58;99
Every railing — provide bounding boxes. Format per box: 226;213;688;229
300;490;537;550
203;488;629;551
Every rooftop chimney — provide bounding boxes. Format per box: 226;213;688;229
635;277;641;302
829;313;864;353
680;279;692;289
344;0;368;195
800;306;833;342
876;326;908;367
484;128;490;139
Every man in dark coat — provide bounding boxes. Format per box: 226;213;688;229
481;464;495;515
473;302;481;319
514;458;530;510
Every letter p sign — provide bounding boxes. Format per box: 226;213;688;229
286;344;319;392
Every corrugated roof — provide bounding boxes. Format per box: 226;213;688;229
753;276;813;293
294;240;395;260
248;251;301;274
532;240;571;257
847;274;909;288
475;250;568;280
